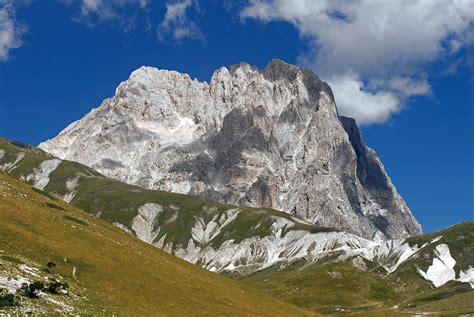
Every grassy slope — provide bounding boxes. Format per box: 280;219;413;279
242;262;400;315
0;137;332;251
242;223;474;315
0;172;315;316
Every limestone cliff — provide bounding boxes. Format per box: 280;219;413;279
39;60;421;239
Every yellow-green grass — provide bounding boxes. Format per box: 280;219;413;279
241;261;400;315
0;172;316;316
342;284;474;316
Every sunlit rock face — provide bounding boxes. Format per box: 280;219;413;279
39;59;421;239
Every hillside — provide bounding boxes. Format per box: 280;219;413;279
0;172;314;315
242;222;474;315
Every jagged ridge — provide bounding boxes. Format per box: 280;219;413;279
38;59;421;239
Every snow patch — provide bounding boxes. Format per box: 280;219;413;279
0;149;5;159
135;116;198;146
417;244;456;287
458;268;474;288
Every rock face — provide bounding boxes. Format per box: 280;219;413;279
39;59;421;239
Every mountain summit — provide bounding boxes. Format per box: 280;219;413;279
39;60;421;239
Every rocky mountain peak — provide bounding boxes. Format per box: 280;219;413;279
39;60;421;239
264;59;335;103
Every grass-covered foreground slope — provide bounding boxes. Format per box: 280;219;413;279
242;222;474;315
0;172;316;316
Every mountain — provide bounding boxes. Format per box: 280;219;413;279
38;60;421;240
0;172;314;316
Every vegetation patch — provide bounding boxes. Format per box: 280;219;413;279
0;255;24;264
19;281;45;298
0;288;19;307
31;187;56;200
45;202;66;211
63;215;89;226
46;280;69;295
211;209;275;247
308;226;337;234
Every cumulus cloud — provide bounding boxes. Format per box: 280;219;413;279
328;74;430;124
241;0;474;124
0;1;26;61
374;77;431;98
157;0;203;42
328;74;400;125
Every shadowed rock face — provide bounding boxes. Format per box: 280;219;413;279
339;116;422;238
39;59;421;239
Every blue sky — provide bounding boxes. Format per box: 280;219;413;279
0;0;473;232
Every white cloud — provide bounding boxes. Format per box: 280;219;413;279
241;0;474;124
329;74;432;124
70;0;205;41
328;74;400;125
79;0;149;15
378;77;431;98
73;0;149;28
157;0;203;42
0;1;26;61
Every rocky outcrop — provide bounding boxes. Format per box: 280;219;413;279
24;159;62;190
131;203;163;244
39;59;421;239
